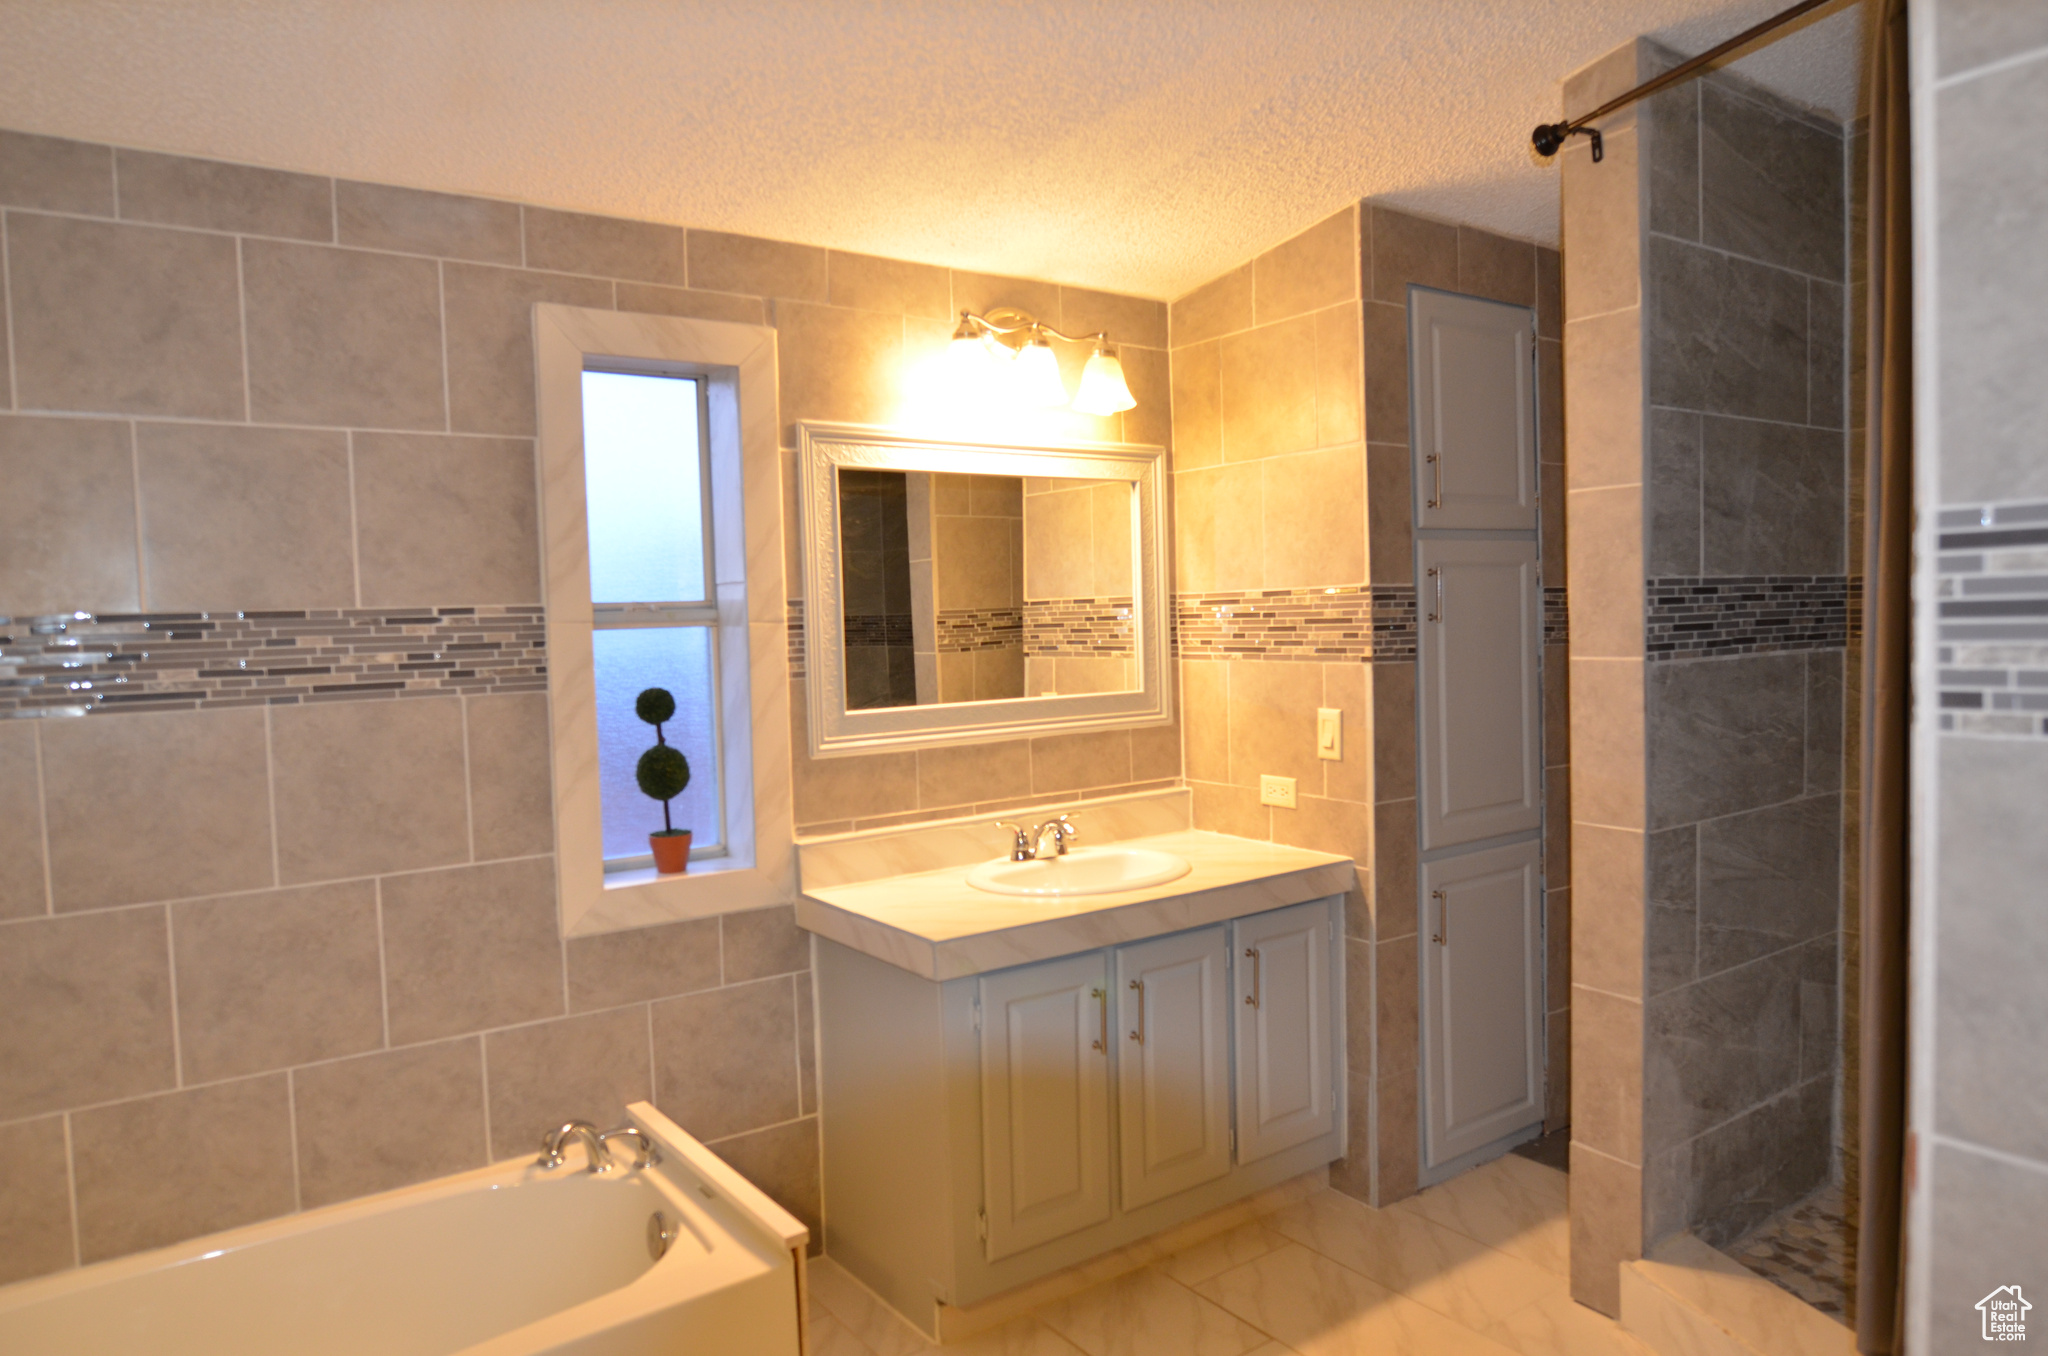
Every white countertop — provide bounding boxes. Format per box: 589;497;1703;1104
797;829;1356;980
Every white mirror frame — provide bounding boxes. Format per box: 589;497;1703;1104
798;421;1171;758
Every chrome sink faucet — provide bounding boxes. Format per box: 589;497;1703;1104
995;814;1079;861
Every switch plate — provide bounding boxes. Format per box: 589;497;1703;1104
1316;707;1342;760
1259;774;1297;808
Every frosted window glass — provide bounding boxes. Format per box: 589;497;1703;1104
582;370;706;604
593;626;722;859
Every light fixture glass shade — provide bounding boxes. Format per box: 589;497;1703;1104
1014;336;1069;407
1073;346;1137;415
946;317;993;383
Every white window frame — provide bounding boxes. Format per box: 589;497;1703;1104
534;305;793;934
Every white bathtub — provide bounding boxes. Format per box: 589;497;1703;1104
0;1102;807;1356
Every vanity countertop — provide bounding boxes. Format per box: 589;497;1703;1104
797;829;1355;980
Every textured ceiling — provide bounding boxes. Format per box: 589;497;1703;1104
0;0;1867;299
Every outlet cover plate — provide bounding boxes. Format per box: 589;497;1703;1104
1259;774;1297;808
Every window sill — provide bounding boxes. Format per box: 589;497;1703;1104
568;849;793;936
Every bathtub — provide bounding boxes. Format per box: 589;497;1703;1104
0;1102;806;1356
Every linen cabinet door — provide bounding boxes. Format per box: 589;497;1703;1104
979;951;1113;1260
1115;926;1232;1211
1232;900;1335;1164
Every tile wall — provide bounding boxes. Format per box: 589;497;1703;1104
0;126;1174;1281
1910;4;2048;1349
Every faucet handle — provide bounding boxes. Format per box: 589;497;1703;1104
994;821;1032;861
537;1119;602;1171
597;1125;661;1170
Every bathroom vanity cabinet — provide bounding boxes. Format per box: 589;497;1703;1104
811;883;1345;1329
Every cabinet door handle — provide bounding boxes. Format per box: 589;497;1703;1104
1244;947;1261;1008
1431;888;1449;946
1426;452;1443;509
1091;987;1106;1052
1129;978;1144;1043
1427;567;1444;623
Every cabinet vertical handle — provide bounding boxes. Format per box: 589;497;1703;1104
1427;567;1444;623
1426;452;1443;509
1431;888;1448;946
1244;947;1261;1007
1128;979;1144;1043
1091;987;1106;1052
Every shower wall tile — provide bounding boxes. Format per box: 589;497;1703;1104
464;692;556;861
114;149;333;241
1645;824;1698;996
8;213;245;419
0;723;46;918
1683;1075;1832;1247
1647;408;1702;576
1807;279;1846;430
0;413;139;616
71;1074;296;1263
652;975;801;1143
351;432;542;604
335;179;523;263
484;1006;654;1161
379;857;565;1045
1644;945;1805;1148
292;1039;487;1209
0;1116;73;1284
1698;417;1845;576
1646;83;1701;242
1699;82;1845;281
271;695;470;884
0;129;113;214
1646;653;1804;827
1695;794;1842;975
0;906;175;1117
1646;234;1808;423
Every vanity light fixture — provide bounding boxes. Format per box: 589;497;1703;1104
947;307;1137;416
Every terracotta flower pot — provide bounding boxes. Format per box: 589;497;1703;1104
650;830;692;874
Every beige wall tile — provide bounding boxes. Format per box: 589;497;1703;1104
951;270;1061;323
917;739;1031;809
1315;304;1364;448
172;880;383;1083
1541;461;1568;583
1368;660;1415;803
1568;659;1645;830
1369;206;1457;304
708;1115;820;1251
1118;344;1171;449
0;129;113;213
1563;308;1645;492
1181;661;1229;784
1365;442;1412;586
0;414;138;619
293;1039;486;1208
1226;660;1324;788
1455;227;1536;308
1060;286;1168;351
381;856;563;1044
689;230;825;301
352;432;541;604
790;686;919;823
523;206;686;284
9;214;244;418
465;692;554;861
1030;729;1133;794
1536;248;1563;341
614;281;765;325
0;1116;73;1284
828;250;950;318
774;302;905;435
1195;461;1264;592
243;239;445;429
336;180;522;264
1547;887;1574;1008
443;263;613;436
115;149;331;240
1375;934;1421;1201
797;977;818;1116
653;975;800;1142
1131;718;1181;782
1572;826;1646;999
1263;445;1365;588
1538;338;1565;469
1546;770;1573;882
1191;778;1269;839
1362;301;1409;448
566;916;721;1010
1567;1142;1642;1315
272;696;469;884
1571;986;1644;1163
1561;126;1641;322
1172;466;1217;594
1255;208;1357;324
43;707;272;911
1566;485;1644;659
1546;1004;1573;1131
73;1074;295;1263
1319;662;1372;803
0;723;46;918
1220;314;1318;460
136;422;354;610
1270;794;1370;862
723;904;810;982
1373;798;1418;939
1545;645;1571;763
1170;263;1253;346
1170;341;1222;469
0;907;174;1118
485;1006;653;1160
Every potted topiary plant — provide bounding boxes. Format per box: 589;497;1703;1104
634;686;693;874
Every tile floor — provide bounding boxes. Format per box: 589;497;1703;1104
1726;1182;1857;1320
807;1153;1654;1355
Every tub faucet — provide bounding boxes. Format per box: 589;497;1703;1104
537;1120;612;1173
598;1125;661;1170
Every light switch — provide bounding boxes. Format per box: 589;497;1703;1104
1259;774;1297;809
1316;707;1342;760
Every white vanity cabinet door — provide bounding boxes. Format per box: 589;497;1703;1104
1115;927;1232;1211
979;952;1113;1260
1232;901;1335;1164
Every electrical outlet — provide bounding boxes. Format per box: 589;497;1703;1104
1259;774;1297;808
1316;707;1342;760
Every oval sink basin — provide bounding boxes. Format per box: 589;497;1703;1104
966;847;1191;897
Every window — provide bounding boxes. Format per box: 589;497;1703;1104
534;306;792;934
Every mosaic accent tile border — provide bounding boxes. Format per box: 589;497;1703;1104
1937;500;2048;737
936;606;1023;654
0;607;546;717
843;613;913;648
1646;575;1856;660
1176;586;1418;663
787;599;806;678
1544;586;1569;648
1024;596;1135;657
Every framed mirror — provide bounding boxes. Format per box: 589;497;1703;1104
797;422;1171;757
